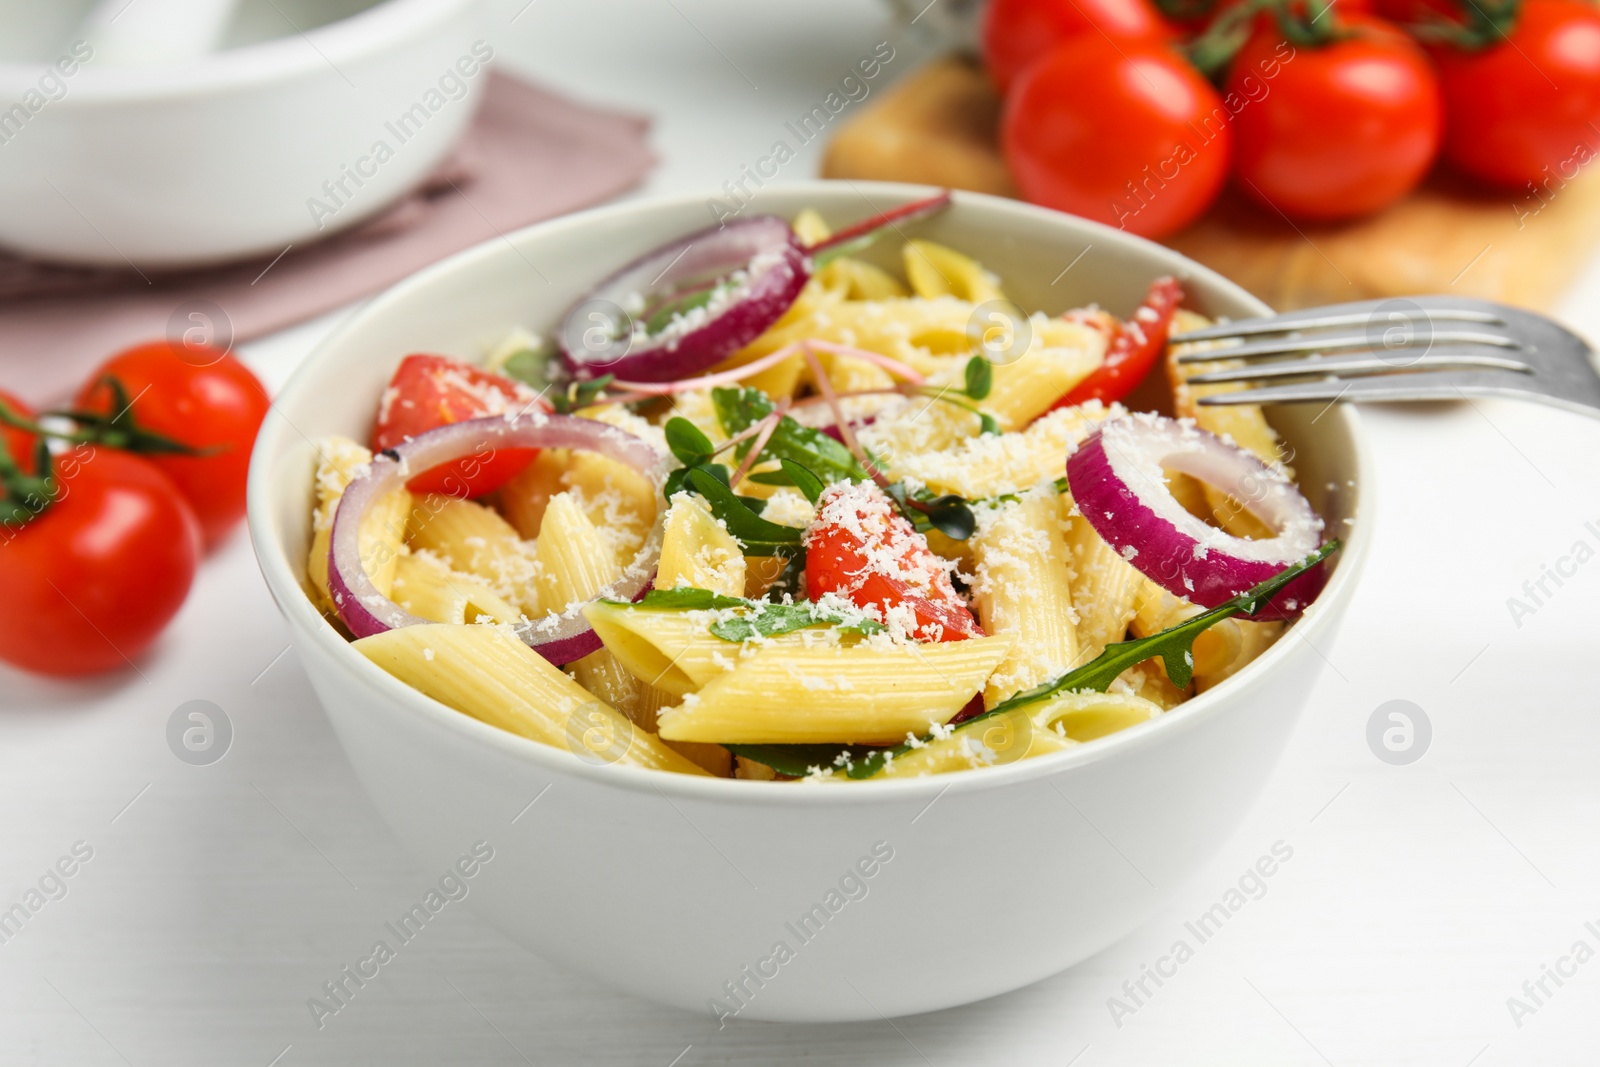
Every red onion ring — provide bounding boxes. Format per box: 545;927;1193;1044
558;215;810;383
1067;414;1326;620
328;412;667;664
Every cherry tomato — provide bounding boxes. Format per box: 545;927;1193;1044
1228;16;1442;220
805;483;983;643
0;389;38;474
1371;0;1457;21
1054;277;1184;408
0;446;200;677
75;342;271;548
1432;0;1600;188
1003;36;1233;239
372;355;548;498
982;0;1173;94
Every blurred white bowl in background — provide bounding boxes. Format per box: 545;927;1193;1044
0;0;489;268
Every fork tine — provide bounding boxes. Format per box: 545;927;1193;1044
1170;303;1507;343
1174;328;1523;363
1196;369;1545;407
1184;350;1537;385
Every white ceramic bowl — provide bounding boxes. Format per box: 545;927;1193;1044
248;182;1372;1022
0;0;488;267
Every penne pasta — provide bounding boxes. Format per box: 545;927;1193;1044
735;755;780;780
532;492;638;711
981;342;1102;431
633;681;734;776
657;494;747;595
354;622;707;775
390;552;524;626
970;489;1081;707
876;400;1120;499
582;602;850;695
1117;658;1192;711
1130;577;1243;678
1062;497;1143;662
1030;691;1164;742
818;257;908;301
1195;619;1284;693
902;240;1007;304
790;208;832;246
495;406;659;565
405;494;538;611
882;707;1076;778
655;634;1014;745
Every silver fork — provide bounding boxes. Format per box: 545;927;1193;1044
1169;295;1600;419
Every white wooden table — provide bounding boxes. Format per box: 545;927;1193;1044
5;1;1600;1063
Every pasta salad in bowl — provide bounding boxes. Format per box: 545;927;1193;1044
304;192;1336;781
248;183;1369;1019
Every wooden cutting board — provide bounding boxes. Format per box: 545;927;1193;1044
821;55;1600;312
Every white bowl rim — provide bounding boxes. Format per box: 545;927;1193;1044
247;179;1374;810
0;0;484;100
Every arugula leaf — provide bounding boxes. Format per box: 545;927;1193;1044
684;468;803;555
723;744;858;777
560;375;616;415
711;384;773;430
500;345;562;392
964;356;993;401
778;459;825;505
979;475;1071;508
664;462;720;501
918;494;978;540
884;481;978;542
631;588;750;611
713;385;981;538
731;540;1342;779
712;387;867;484
500;343;624;414
642;283;721;335
712;603;885;641
989;539;1340;710
664;417;716;469
618;586;883;641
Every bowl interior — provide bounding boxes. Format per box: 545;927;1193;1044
250;181;1366;783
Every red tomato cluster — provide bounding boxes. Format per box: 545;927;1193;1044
0;343;269;677
988;0;1600;237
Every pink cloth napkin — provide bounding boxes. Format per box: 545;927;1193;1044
0;74;657;403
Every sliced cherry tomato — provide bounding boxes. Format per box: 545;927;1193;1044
1002;36;1233;239
1432;0;1600;188
75;342;271;548
372;355;548;498
0;446;200;677
805;482;983;643
1228;15;1442;220
1054;277;1184;409
982;0;1173;94
0;389;38;474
